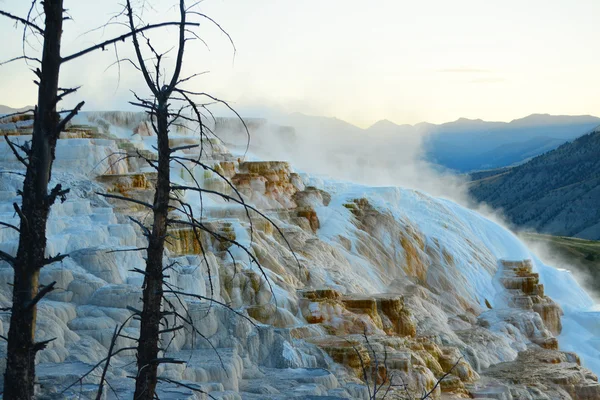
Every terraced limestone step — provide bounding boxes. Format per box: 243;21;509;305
498;260;563;337
298;289;417;337
165;221;236;256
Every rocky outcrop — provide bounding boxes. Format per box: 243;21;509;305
298;289;416;337
482;348;600;400
232;161;303;209
497;260;563;344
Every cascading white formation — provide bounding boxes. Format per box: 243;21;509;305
0;111;598;399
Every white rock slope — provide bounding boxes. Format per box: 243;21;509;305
0;112;598;399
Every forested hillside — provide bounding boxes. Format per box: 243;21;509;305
470;129;600;239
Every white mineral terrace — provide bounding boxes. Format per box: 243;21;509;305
0;111;598;399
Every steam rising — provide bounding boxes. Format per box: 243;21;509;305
214;114;469;201
522;236;600;304
213;113;600;300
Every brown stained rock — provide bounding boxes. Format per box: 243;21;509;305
397;310;418;337
342;296;380;324
533;337;559;350
440;374;466;394
500;275;539;294
0;113;34;124
307;336;371;373
299;288;342;301
299;299;351;332
246;303;277;323
251;218;274;236
378;296;417;337
60;126;101;139
420;341;444;359
232;161;300;208
246;304;297;328
296;207;320;232
439;348;479;383
215;161;236;178
308;331;476;399
400;234;428;282
165;228;207;256
344;198;375;219
345;197;429;282
416;349;445;376
498;259;564;336
298;291;417;339
231;173;264;193
214;222;236;252
96;173;154;193
240;161;290;175
484;347;600;400
533;300;563;336
293;186;332;208
163;221;236;256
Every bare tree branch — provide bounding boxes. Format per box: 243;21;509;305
55;86;81;105
47;183;70;206
421;357;462;399
186;11;236;55
61;21;201;64
0;250;16;266
25;281;56;311
3;136;29;168
33;337;56;353
0;10;44;35
43;253;68;266
95;326;118;400
163;288;258;328
0;221;20;232
0;55;41;66
166;0;187;91
56;101;85;133
96;192;154;209
0;109;34;120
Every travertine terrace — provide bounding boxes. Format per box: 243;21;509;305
0;112;598;399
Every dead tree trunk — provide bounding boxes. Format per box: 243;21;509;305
123;1;189;396
134;100;170;399
0;1;204;396
122;1;298;398
3;1;64;397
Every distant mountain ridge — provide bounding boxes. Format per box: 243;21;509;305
424;114;600;172
0;104;34;115
469;128;600;240
285;112;600;173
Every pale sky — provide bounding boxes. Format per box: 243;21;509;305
1;0;599;127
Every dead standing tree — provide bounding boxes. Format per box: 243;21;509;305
0;2;206;398
122;1;237;397
111;1;302;398
122;1;190;397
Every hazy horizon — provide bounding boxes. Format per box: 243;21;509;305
2;102;599;130
1;0;600;128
